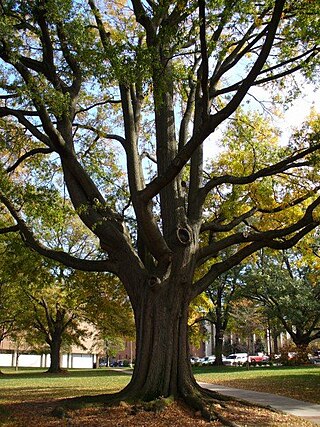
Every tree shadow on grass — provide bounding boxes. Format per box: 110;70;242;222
0;386;124;401
0;367;132;380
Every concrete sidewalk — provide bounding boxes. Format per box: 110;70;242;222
199;382;320;425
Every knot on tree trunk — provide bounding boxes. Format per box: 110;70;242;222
148;275;162;288
176;226;191;245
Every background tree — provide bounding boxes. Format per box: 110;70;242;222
95;336;127;367
228;298;266;360
205;266;243;365
266;317;285;356
0;234;34;345
83;272;135;366
0;271;21;344
0;237;89;373
187;293;213;351
0;0;320;419
198;108;318;365
22;282;89;374
1;233;133;373
244;245;320;358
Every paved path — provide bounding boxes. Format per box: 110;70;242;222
198;382;320;425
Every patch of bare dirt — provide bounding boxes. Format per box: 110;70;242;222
0;398;316;427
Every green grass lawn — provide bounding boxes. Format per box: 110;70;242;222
193;365;320;404
0;365;319;407
0;368;131;404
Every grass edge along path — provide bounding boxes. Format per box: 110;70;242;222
193;365;320;405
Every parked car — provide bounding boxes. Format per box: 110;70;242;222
109;359;124;367
248;353;269;364
309;351;320;364
201;355;216;365
190;357;201;365
309;355;320;364
223;353;248;366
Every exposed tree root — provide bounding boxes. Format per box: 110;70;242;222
130;395;175;414
182;385;241;426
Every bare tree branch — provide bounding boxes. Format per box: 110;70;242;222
209;0;286;121
73;123;127;148
6;147;53;173
196;194;320;272
201;186;320;234
0;107;51;146
209;10;270;95
198;0;209;118
0;225;20;234
0;193;119;274
201;208;257;233
214;47;319;98
194;221;317;299
75;99;122;115
200;144;320;201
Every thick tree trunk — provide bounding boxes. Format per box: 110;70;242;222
124;283;196;400
47;336;63;373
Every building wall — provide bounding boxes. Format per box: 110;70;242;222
0;331;99;369
116;340;136;363
0;350;96;369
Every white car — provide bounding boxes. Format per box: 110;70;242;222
223;353;248;366
190;357;201;365
201;355;216;365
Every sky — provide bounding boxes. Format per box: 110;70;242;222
281;87;320;138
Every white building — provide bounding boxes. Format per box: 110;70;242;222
0;334;100;369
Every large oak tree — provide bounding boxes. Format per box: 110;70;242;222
1;0;320;419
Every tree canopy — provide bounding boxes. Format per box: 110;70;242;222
244;245;320;349
0;0;320;419
0;232;133;372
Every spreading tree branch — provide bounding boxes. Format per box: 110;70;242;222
200;143;320;202
0;225;20;234
0;193;119;274
210;0;286;120
214;47;319;98
6;147;53;173
201;186;320;235
198;0;209;118
0;107;51;146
